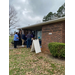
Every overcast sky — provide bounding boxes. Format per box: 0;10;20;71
9;0;65;33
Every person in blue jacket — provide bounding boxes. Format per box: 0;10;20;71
14;32;19;48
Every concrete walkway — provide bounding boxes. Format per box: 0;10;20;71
9;45;26;50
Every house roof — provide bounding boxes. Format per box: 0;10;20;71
17;17;65;30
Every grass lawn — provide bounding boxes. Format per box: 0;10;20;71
9;36;65;75
9;36;14;47
9;36;14;43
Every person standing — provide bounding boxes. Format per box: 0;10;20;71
31;33;33;45
31;33;33;38
14;32;19;48
18;31;22;45
21;30;25;47
27;31;31;48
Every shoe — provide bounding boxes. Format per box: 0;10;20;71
14;47;17;49
22;45;23;47
23;45;24;47
22;45;24;47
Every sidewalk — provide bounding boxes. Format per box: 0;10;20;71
9;45;26;50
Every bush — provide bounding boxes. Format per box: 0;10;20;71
11;40;14;44
48;42;65;58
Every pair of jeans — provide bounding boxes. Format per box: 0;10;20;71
27;38;31;48
14;41;17;48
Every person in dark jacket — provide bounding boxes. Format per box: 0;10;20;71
30;33;34;45
18;31;22;45
26;31;31;48
31;33;33;38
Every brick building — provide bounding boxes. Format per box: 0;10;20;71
18;17;65;53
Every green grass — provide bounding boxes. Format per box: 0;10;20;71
51;63;56;68
9;48;65;75
38;56;43;59
47;69;54;74
9;36;14;46
9;39;13;43
9;36;65;75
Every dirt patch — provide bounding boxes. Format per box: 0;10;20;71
35;52;65;64
15;52;21;55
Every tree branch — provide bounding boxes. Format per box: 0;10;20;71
9;5;19;28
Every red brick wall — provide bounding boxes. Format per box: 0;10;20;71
62;21;65;43
41;21;65;53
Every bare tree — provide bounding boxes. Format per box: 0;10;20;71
9;5;19;30
10;32;14;37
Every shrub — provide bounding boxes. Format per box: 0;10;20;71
11;40;14;44
48;42;65;58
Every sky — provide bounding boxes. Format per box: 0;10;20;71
9;0;65;33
